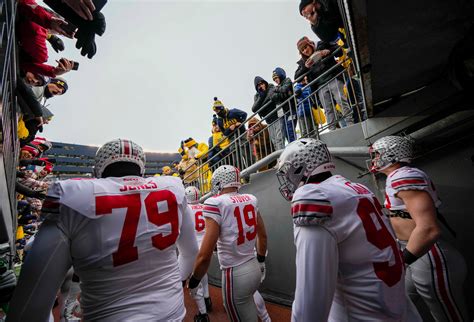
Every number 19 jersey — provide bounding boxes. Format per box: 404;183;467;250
203;192;259;269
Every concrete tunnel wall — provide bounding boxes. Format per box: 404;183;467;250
204;139;474;314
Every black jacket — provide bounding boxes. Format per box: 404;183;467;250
310;0;344;42
270;77;297;116
251;77;279;123
294;41;343;92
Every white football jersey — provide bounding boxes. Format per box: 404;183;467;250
291;175;416;322
385;166;441;211
203;192;258;269
189;203;206;246
42;176;197;321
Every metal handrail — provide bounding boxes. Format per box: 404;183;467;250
182;54;355;182
182;56;366;189
0;0;19;259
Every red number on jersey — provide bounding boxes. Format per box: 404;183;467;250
233;204;257;245
145;190;179;250
95;190;179;266
357;197;403;287
194;211;205;232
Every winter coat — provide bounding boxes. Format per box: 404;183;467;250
252;77;279;124
17;0;57;77
270;68;296;116
310;0;344;42
294;82;313;118
294;41;343;92
216;108;248;137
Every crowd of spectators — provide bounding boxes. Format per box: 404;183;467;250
177;0;367;191
12;0;108;271
16;0;107;147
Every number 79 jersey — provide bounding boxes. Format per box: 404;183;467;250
43;175;196;321
203;192;259;269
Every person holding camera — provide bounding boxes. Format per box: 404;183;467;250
295;36;353;131
18;0;79;78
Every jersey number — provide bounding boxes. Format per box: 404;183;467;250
357;197;403;287
95;190;179;267
195;211;205;232
234;204;257;245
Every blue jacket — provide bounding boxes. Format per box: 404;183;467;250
294;82;312;118
217;108;248;137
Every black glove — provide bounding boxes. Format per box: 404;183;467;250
47;35;65;53
75;28;97;58
294;88;303;98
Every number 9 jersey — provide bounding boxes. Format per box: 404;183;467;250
202;192;259;269
40;175;198;321
290;175;421;322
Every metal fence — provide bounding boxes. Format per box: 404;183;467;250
182;50;367;195
0;0;19;249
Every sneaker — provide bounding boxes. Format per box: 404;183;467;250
204;297;213;312
194;313;210;322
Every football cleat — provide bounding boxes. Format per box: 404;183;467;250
194;312;210;322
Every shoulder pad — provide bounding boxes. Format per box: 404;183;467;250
291;186;332;226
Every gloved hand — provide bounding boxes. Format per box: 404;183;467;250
188;275;201;298
48;35;65;53
294;88;303;98
259;261;266;283
75;28;97;58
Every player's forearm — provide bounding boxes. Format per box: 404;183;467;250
406;224;440;257
256;214;268;256
192;252;212;280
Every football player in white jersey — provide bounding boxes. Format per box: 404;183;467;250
276;138;421;322
369;136;469;321
185;185;211;322
7;139;199;322
188;165;268;322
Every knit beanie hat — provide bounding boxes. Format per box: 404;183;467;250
299;0;314;15
272;67;286;81
184;138;197;148
50;77;68;93
212;97;224;111
297;36;316;55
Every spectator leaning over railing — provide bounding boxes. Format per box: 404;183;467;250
247;117;275;171
212;97;249;168
295;37;353;130
271;67;297;144
299;0;345;43
208;116;230;167
252;76;284;151
17;0;76;78
31;77;69;104
212;97;247;138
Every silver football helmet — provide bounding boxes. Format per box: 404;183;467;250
185;186;201;204
93;139;146;178
368;136;413;172
276;138;335;201
211;165;241;194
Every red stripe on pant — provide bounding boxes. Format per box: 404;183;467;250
225;267;239;322
430;244;461;322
